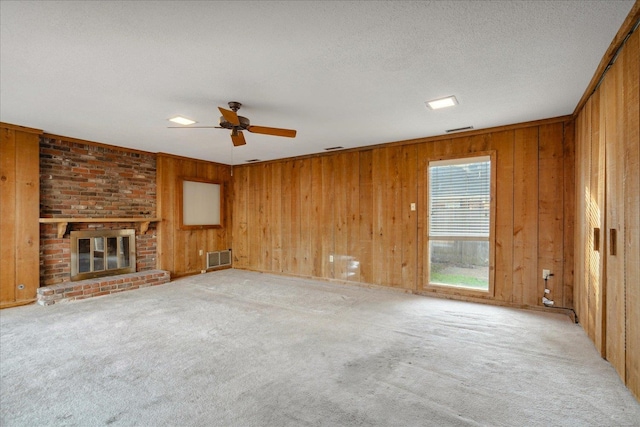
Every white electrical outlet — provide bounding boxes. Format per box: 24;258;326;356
329;255;334;263
410;203;416;211
199;249;203;256
542;269;550;279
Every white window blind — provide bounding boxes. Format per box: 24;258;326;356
429;156;490;238
182;180;221;226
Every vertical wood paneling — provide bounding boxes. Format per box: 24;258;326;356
310;157;324;277
269;163;283;272
280;160;300;274
358;151;373;284
401;145;418;290
386;147;403;287
416;140;434;291
14;131;40;301
593;89;607;356
250;165;271;271
293;160;304;275
247;165;258;270
491;131;515;302
0;125;40;307
604;49;626;379
232;166;248;267
259;164;271;272
513;127;539;306
373;147;403;287
574;111;585;325
156;154;232;278
321;156;334;278
299;158;313;276
346;152;360;282
583;91;603;350
583;95;598;346
574;28;640;400
333;153;348;280
232;120;571;308
156;156;173;273
177;159;198;275
538;123;565;306
623;29;640;401
0;128;17;304
582;98;595;344
371;148;386;286
563;120;575;309
218;165;231;257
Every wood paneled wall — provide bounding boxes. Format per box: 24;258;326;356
232;118;574;308
156;153;232;277
0;123;41;308
574;28;640;400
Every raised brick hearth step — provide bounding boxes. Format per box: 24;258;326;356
37;270;170;306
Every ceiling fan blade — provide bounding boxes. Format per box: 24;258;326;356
248;125;297;138
231;129;246;147
218;107;240;126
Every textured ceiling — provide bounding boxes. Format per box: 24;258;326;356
0;1;634;165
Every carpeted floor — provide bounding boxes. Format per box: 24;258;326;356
1;269;639;426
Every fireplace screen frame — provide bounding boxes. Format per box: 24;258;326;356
70;229;136;281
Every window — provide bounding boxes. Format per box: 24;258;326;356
428;155;492;291
178;178;223;229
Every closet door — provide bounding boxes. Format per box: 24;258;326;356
575;94;604;354
604;52;625;380
588;91;607;357
622;29;639;399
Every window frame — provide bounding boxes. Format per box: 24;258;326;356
177;176;224;230
425;151;496;296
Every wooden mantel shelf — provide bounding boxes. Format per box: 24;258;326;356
39;218;161;238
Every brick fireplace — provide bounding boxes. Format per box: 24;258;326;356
38;137;169;304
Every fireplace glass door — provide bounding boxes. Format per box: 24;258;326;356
71;229;136;280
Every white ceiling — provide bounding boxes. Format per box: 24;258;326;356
0;1;634;165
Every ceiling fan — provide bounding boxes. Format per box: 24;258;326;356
169;101;297;147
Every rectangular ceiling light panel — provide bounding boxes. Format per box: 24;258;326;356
169;116;197;125
426;96;458;110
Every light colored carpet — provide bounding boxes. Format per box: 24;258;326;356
1;269;638;426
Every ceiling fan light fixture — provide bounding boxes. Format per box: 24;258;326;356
169;116;197;126
425;96;458;110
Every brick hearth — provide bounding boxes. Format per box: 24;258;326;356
37;270;170;306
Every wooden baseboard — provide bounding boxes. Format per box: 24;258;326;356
1;299;37;309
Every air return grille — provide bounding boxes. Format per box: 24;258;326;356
206;250;232;269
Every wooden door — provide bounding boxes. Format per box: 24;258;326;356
0;124;41;308
574;93;606;356
603;40;626;381
622;28;640;402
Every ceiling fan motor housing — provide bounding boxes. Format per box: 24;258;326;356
219;115;250;130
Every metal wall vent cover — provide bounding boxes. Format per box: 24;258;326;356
206;250;232;269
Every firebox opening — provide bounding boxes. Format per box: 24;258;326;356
70;229;136;281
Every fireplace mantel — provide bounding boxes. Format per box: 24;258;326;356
39;218;161;238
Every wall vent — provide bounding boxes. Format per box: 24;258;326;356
206;250;232;269
446;126;474;133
